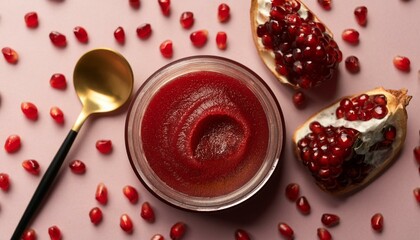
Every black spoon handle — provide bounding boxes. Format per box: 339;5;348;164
11;130;78;240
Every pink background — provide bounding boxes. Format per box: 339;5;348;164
1;0;420;239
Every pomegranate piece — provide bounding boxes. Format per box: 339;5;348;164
217;3;230;22
190;30;208;48
89;207;103;225
278;222;294;239
24;12;39;28
413;187;420;203
180;11;194;29
317;0;332;10
317;227;332;240
123;185;139;203
285;182;300;201
321;213;340;227
292;91;306;108
296;196;311;215
49;31;67;47
96;139;112;154
371;213;384;232
50;106;65;124
393;55;410;72
114;26;126;44
354;6;368;26
342;29;359;44
120;213;134;233
4;134;21;153
22;229;37;240
234;229;250;240
2;47;19;64
151;234;165;240
141;201;155;222
0;173;10;191
50;73;67;89
136;23;152;39
413;146;420;164
158;0;171;16
345;55;360;73
69;160;86;174
159;40;173;59
22;159;41;175
170;222;186;240
129;0;141;9
216;31;227;50
73;26;89;43
48;225;62;240
95;182;108;205
21;102;39;120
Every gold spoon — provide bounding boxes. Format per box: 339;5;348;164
12;48;134;239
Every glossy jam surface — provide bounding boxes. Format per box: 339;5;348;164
141;71;269;197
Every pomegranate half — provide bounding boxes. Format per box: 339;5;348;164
250;0;342;89
293;87;411;195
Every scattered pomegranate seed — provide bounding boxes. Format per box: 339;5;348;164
180;11;194;29
234;229;250;240
342;29;359;44
158;0;171;16
413;187;420;203
345;55;360;73
278;222;294;239
0;173;10;191
217;3;230;22
24;12;39;28
285;183;300;201
73;26;89;43
114;26;126;44
190;30;208;48
96;139;112;154
4;134;21;153
321;213;340;227
49;31;67;47
151;234;165;240
317;0;332;10
393;55;411;72
296;196;311;215
89;207;103;225
21;102;39;120
159;40;173;59
129;0;141;9
2;47;19;64
292;91;306;109
123;185;139;204
141;201;155;223
22;159;41;175
317;227;332;240
136;23;152;40
371;213;384;232
216;31;227;50
48;225;62;240
170;222;186;240
413;146;420;164
95;182;108;205
354;6;368;26
120;214;134;233
50;73;67;89
69;160;86;174
50;106;65;124
22;229;37;240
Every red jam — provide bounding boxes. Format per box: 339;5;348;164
141;71;269;197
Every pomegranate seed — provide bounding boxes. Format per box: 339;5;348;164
136;23;152;39
73;26;89;43
393;55;411;72
317;227;332;240
158;0;170;16
50;73;67;89
21;102;39;120
170;222;186;240
190;30;208;48
95;182;108;205
22;229;37;240
413;146;420;164
2;47;19;64
345;55;360;73
292;91;305;108
69;160;86;174
129;0;141;9
49;31;67;47
4;134;21;153
48;225;62;240
120;214;134;233
141;201;155;222
413;187;420;203
160;40;173;59
354;6;368;26
321;213;340;227
0;173;10;191
24;12;39;28
285;183;300;201
217;3;230;22
96;139;112;154
180;11;194;29
371;213;384;232
278;222;294;239
216;31;227;50
89;207;103;225
342;29;359;44
317;0;332;10
114;26;126;44
22;159;41;175
296;196;311;215
234;229;250;240
123;185;139;203
50;106;64;124
151;234;165;240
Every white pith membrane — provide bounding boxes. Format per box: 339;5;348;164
293;87;411;195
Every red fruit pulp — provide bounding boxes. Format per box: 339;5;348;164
336;94;388;121
22;229;37;240
0;173;10;191
69;160;86;174
22;159;40;175
345;55;360;73
414;187;420;203
50;73;67;89
170;222;186;240
317;227;332;240
120;214;134;233
278;222;294;239
4;134;21;153
190;30;208;47
342;29;359;44
393;55;410;72
2;47;19;64
114;26;126;44
160;40;173;58
180;11;194;29
371;213;384;232
24;12;39;28
50;106;64;124
158;0;170;16
218;3;230;22
48;225;62;240
136;23;152;39
129;0;140;9
414;146;420;164
321;213;340;227
151;234;164;240
296;196;311;214
89;207;103;225
123;185;139;203
73;26;89;43
21;102;39;120
285;182;300;201
292;91;305;108
318;0;332;10
234;229;250;240
95;182;108;205
216;31;227;50
96;139;112;154
49;31;67;47
354;6;368;26
141;201;155;222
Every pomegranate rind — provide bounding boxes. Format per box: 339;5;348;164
293;87;411;195
250;0;333;89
